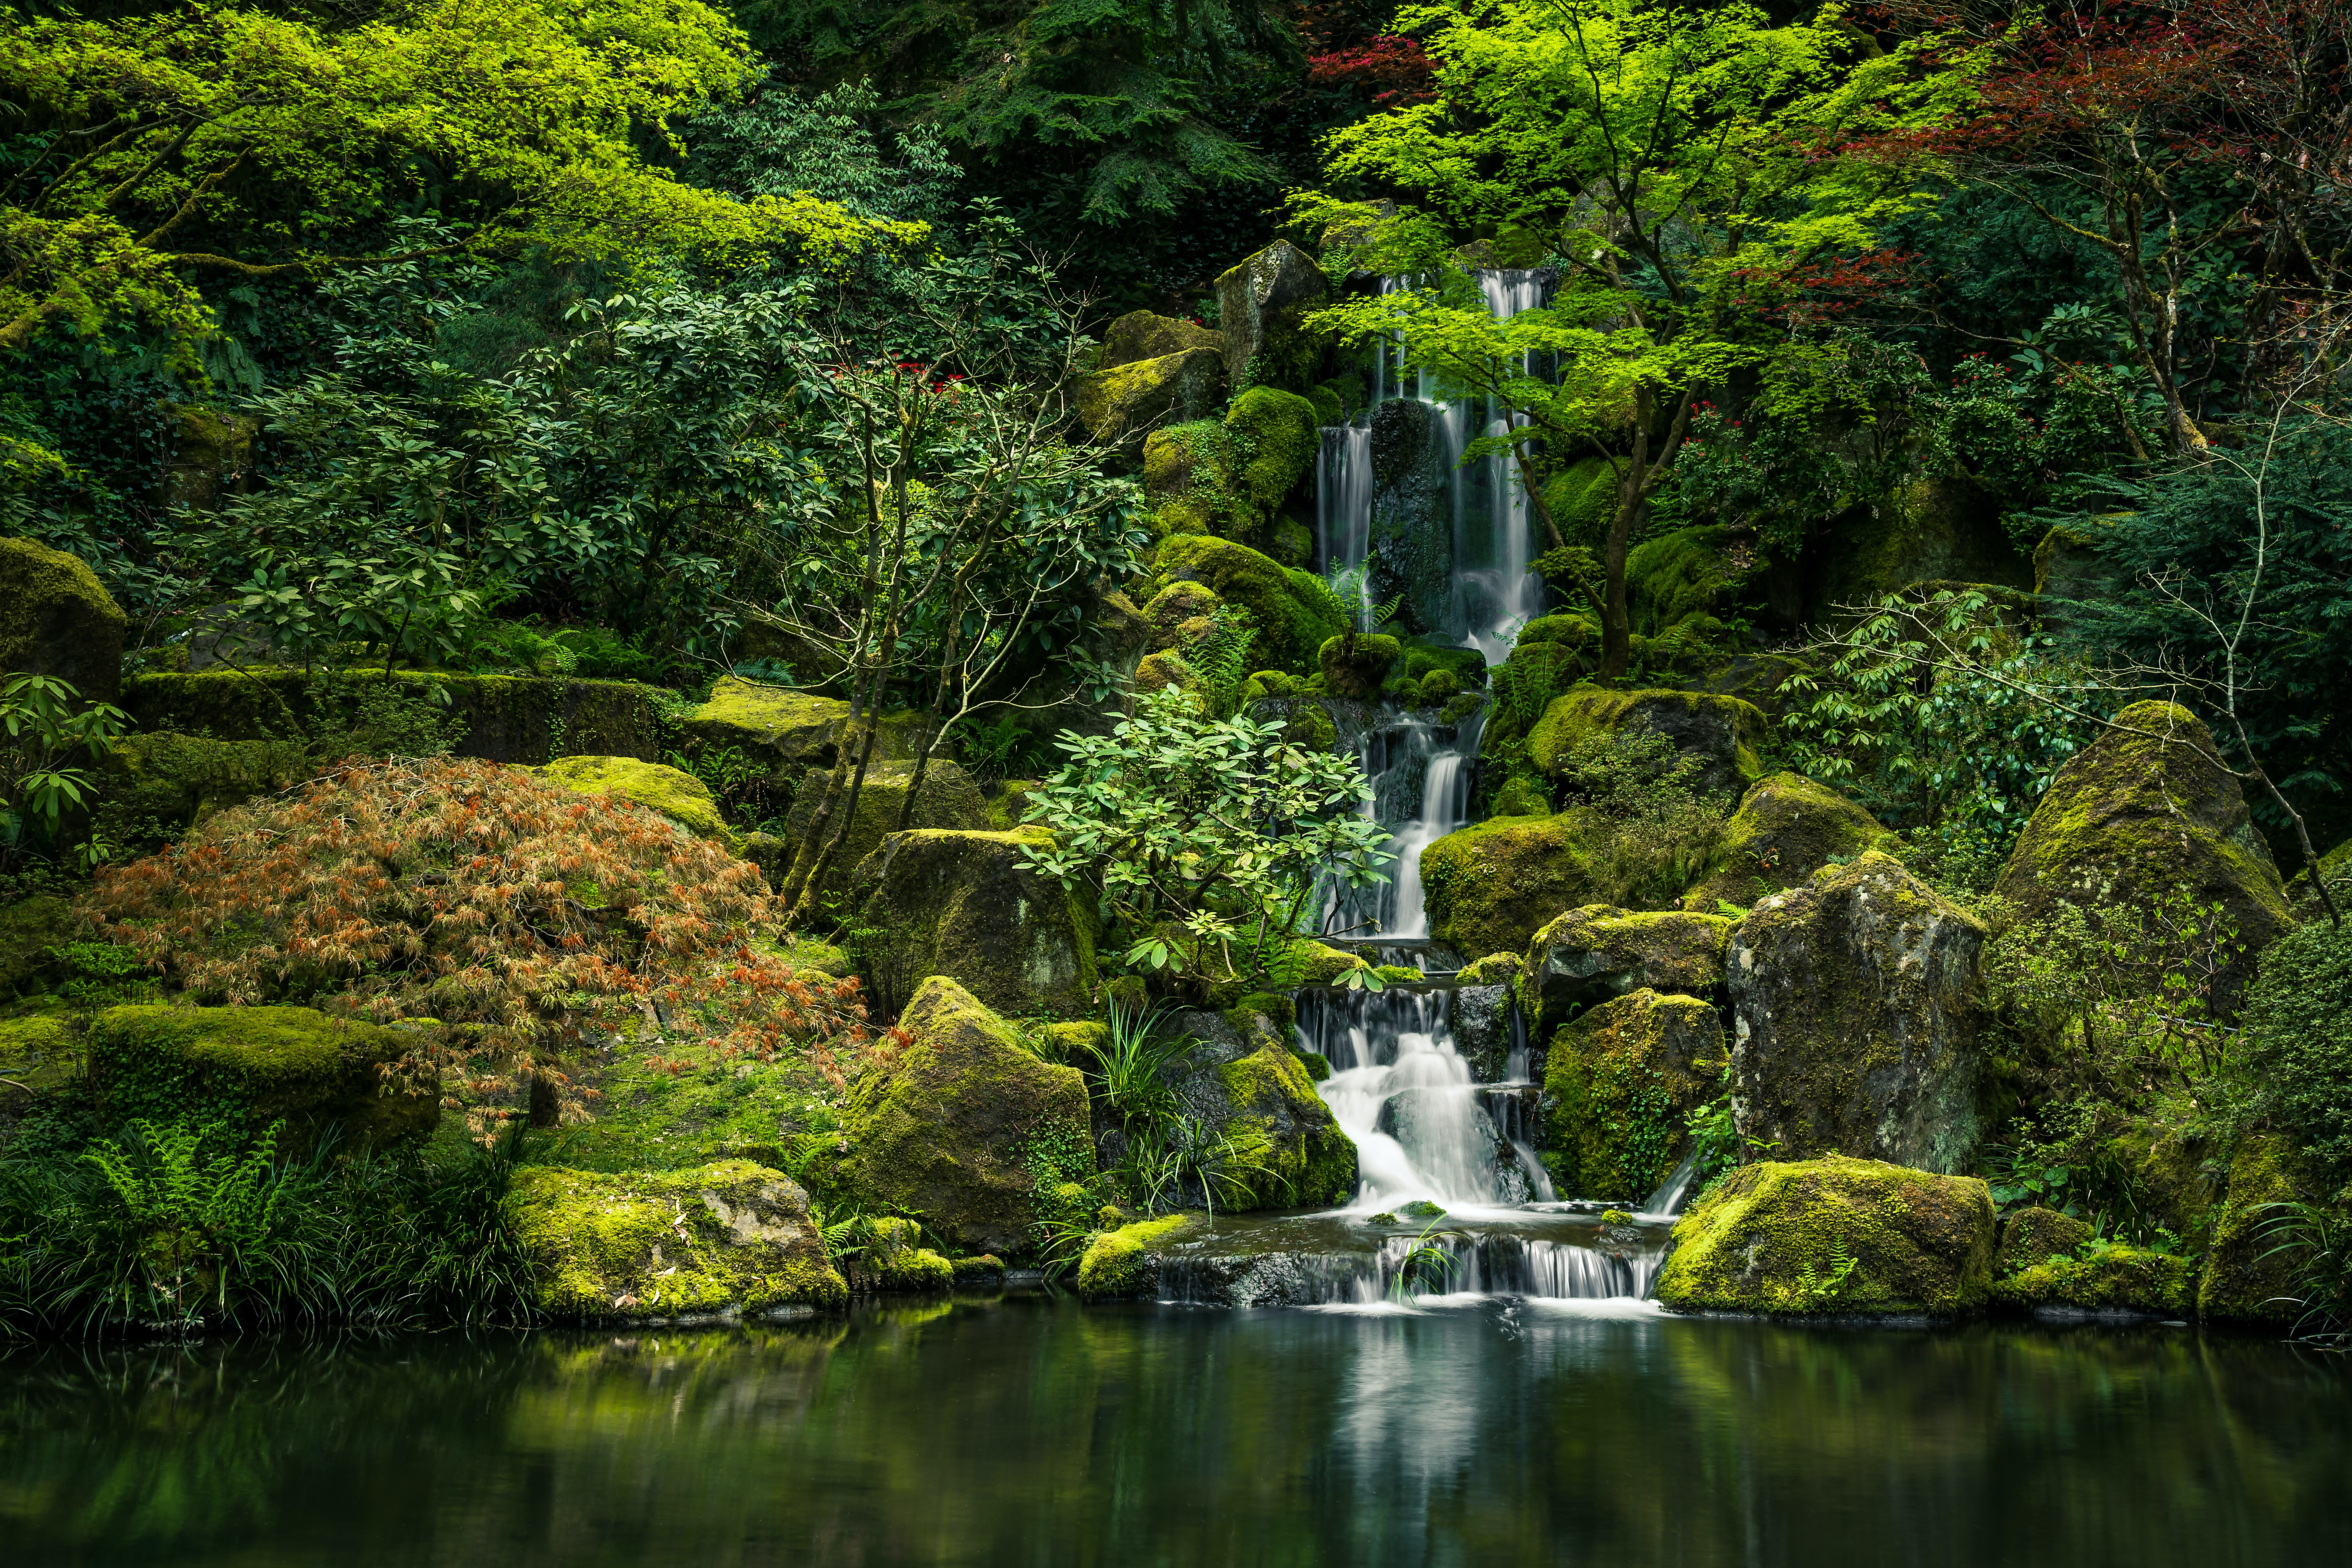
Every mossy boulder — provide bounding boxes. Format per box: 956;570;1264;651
1214;239;1328;392
1075;1213;1203;1300
850;825;1099;1018
1994;701;2291;1018
1153;533;1347;673
1420;814;1595;961
1318;633;1400;698
1522;904;1732;1041
1527;687;1769;798
2288;835;2350;918
1100;310;1223;369
1727;851;1988;1175
1540;458;1619;552
860;1216;956;1293
0;894;87;999
94;731;311;846
1132;649;1199;699
683;678;855;770
1159;1010;1357;1209
1075;347;1225;449
86;1004;438;1151
505;1159;846;1319
1542;989;1722;1202
2197;1135;2321;1323
0;536;127;705
825;977;1095;1257
0;1014;76;1094
1681;773;1898;912
537;756;737;848
1655;1153;1997;1317
782;759;991;902
1225;385;1322;514
1142;580;1222;650
1995;1207;2093;1275
1993;1247;2197;1316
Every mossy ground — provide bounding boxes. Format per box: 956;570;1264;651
528;1028;848;1175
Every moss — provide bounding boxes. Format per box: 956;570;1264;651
951;1253;1007;1285
1143;580;1222;649
1539;458;1617;551
1487;774;1551;818
1992;1248;2196;1315
1208;1041;1358;1208
1456;952;1522;987
1224;991;1298;1035
1806;478;2031;620
1371;964;1423;985
684;678;853;767
1542;989;1721;1200
1994;701;2290;1016
1994;1207;2094;1275
1074;347;1225;446
1527;686;1769;794
1226;386;1322;513
853;825;1099;1018
0;895;86;998
865;1216;956;1293
1099;310;1222;368
1517;614;1596;649
1625;525;1747;641
1076;1212;1202;1299
506;1159;847;1318
0;1014;75;1093
783;758;992;903
1655;1153;1997;1317
1318;633;1400;698
1308;384;1344;427
86;1004;438;1151
823;977;1096;1256
764;934;852;978
537;756;738;847
1214;240;1329;393
1039;1021;1109;1066
1154;533;1348;673
1420;814;1596;960
1134;649;1200;699
1289;941;1369;985
2197;1135;2317;1322
1524;905;1733;1036
1681;772;1897;910
0;536;127;704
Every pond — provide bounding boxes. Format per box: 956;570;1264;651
3;1295;2346;1567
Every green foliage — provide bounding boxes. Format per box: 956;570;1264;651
2244;920;2352;1191
1388;1222;1462;1303
0;674;132;874
1182;604;1259;719
1551;726;1731;910
2254;1201;2352;1347
1082;1002;1194;1129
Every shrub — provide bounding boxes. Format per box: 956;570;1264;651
87;757;874;1139
2245;920;2352;1186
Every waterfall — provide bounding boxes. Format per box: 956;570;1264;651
1315;425;1374;610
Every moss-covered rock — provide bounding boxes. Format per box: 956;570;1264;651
1214;239;1328;392
1995;1207;2094;1276
1076;347;1226;450
1803;478;2033;622
860;1216;956;1293
825;977;1095;1257
93;731;312;847
1528;687;1769;798
1142;580;1223;650
1727;851;1988;1175
2197;1135;2320;1323
1075;1213;1203;1300
683;678;856;770
1132;649;1200;700
782;759;992;902
86;1004;438;1151
1420;814;1596;961
0;536;126;705
0;1014;76;1094
1680;772;1897;911
1993;701;2291;1018
1993;1247;2196;1316
1225;385;1322;514
537;756;737;847
1626;524;1749;644
1540;458;1619;552
1100;310;1223;369
506;1159;846;1319
2288;835;2351;919
1543;989;1721;1201
1655;1153;1997;1317
0;894;86;999
1456;951;1522;987
1153;533;1348;673
850;825;1099;1018
1317;633;1399;699
1155;1010;1356;1209
1523;904;1732;1041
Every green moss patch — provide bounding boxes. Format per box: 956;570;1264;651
1992;1247;2195;1316
1420;815;1596;961
538;755;736;847
1076;1213;1202;1299
1542;989;1721;1201
1681;772;1896;911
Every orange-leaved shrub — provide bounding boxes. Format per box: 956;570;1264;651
89;757;875;1139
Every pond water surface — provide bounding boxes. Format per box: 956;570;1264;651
3;1295;2346;1567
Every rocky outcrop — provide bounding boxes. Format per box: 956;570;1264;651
1802;476;2033;622
1150;533;1347;672
85;1004;438;1152
506;1159;846;1319
1680;772;1898;912
1655;1154;1997;1317
782;759;992;901
1142;580;1222;651
1100;310;1223;369
2197;1135;2319;1323
1419;815;1596;961
0;536;127;705
684;678;856;769
851;826;1099;1018
1994;1207;2092;1276
1727;852;1987;1175
1076;347;1225;449
1994;701;2291;1018
825;978;1095;1257
1522;905;1732;1041
1542;989;1722;1202
1076;1213;1202;1300
1161;1009;1357;1211
1213;239;1328;392
1319;634;1400;698
1527;687;1769;798
1992;1247;2196;1317
537;756;737;847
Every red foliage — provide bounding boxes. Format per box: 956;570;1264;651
1305;35;1436;105
1727;249;1919;328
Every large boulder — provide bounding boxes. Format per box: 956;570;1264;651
1680;772;1898;912
1100;310;1223;369
505;1159;846;1319
1161;1010;1357;1210
851;825;1099;1018
1419;814;1595;960
1213;239;1328;392
682;678;854;771
1522;904;1732;1041
536;756;736;846
1542;989;1722;1202
1527;687;1769;799
1993;700;2291;1018
0;536;126;705
2196;1135;2322;1324
1142;580;1222;651
1727;851;1988;1175
1151;533;1346;673
1992;1247;2197;1318
1655;1154;1997;1317
782;759;991;901
825;978;1096;1257
1075;347;1225;449
86;1004;438;1151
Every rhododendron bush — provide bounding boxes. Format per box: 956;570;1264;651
89;758;874;1139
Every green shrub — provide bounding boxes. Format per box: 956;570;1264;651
2245;920;2352;1185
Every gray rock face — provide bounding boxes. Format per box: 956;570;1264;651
851;826;1098;1018
1449;981;1520;1083
1727;852;1987;1175
1213;239;1327;390
1523;905;1733;1042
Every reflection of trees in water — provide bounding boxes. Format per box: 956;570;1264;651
3;1309;2349;1565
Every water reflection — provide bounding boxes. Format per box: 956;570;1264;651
2;1298;2346;1567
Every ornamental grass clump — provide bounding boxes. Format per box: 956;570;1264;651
88;758;874;1138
